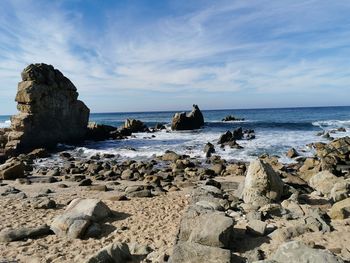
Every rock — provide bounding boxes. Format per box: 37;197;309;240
79;178;92;186
217;131;242;148
195;201;224;211
309;171;341;196
162;151;181;162
187;212;234;248
222;115;244;122
127;189;152;198
298;158;321;181
286;148;299;158
0;225;52;242
330;180;350;202
204;142;215;158
86;122;118;141
124;119;147;133
328;198;350;220
0;158;25;180
51;198;111;238
86;242;132;263
242;160;284;206
128;242;152;256
271;241;344;263
246;219;267;236
232;127;243;140
4;63;89;155
171;242;232;263
171;104;204;131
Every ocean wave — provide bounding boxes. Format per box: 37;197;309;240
312;120;350;128
0;120;11;128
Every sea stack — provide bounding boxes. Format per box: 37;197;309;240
4;63;90;155
171;104;205;131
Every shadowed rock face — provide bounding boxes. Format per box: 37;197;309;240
171;104;205;131
4;63;90;155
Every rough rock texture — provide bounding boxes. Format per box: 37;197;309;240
242;160;284;206
4;63;89;155
309;171;342;196
0;158;25;180
328;198;350;220
124;119;147;133
0;225;51;242
86;242;132;263
271;241;344;263
171;105;204;131
51;198;111;239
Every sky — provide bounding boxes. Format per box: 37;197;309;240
1;0;350;114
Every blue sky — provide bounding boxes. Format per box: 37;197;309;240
1;0;350;114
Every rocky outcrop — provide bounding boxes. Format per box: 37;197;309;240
0;158;25;180
171;105;204;131
222;115;244;122
4;63;90;156
242;160;284;207
124;119;148;133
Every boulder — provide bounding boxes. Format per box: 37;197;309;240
328;198;350;220
124;119;147;133
171;242;232;263
0;225;52;242
51;198;111;238
271;241;344;263
330;180;350;202
86;242;132;263
309;171;341;196
86;122;118;141
203;142;215;158
187;212;234;248
4;63;89;155
222;115;244;122
0;158;25;180
242;160;284;206
171;105;204;131
286;148;299;158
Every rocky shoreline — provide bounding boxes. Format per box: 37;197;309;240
0;64;349;262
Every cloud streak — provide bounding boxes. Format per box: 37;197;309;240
0;0;350;113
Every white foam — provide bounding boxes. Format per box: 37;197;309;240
0;120;11;128
312;120;350;129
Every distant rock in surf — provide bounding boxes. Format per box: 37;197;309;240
124;119;148;133
171;104;204;131
3;63;90;156
222;115;245;122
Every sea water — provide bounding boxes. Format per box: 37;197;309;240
1;106;350;162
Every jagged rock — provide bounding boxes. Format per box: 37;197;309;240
86;242;132;263
309;171;342;196
171;242;232;263
86;122;118;141
242;160;284;207
246;219;267;236
330;180;350;202
204;142;215;158
0;225;52;242
217;131;243;149
171;105;204;131
51;198;111;239
124;119;148;133
4;63;89;155
298;157;321;181
0;158;25;180
286;148;299;158
328;198;350;220
222;115;244;122
271;241;344;263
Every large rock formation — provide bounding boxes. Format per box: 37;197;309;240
171;105;204;131
4;63;90;155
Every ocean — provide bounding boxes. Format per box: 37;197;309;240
1;106;350;163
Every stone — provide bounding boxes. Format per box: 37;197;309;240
4;63;90;155
127;189;152;198
0;225;52;242
286;148;299;158
86;242;132;263
203;142;215;158
162;151;181;162
242;160;284;206
328;198;350;220
86;122;117;141
124;119;147;133
171;104;204;131
187;212;234;248
298;158;321;181
171;242;232;263
271;241;344;263
330;180;350;202
51;198;111;238
246;220;267;236
309;171;341;195
222;115;244;122
0;158;25;180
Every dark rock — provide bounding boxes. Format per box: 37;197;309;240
0;158;25;180
204;142;215;158
86;122;117;141
171;104;204;131
79;178;92;186
86;242;132;263
0;224;52;242
124;119;148;133
222;115;244;122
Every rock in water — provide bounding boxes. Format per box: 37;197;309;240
242;160;284;206
124;119;147;133
171;104;204;130
5;63;89;155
